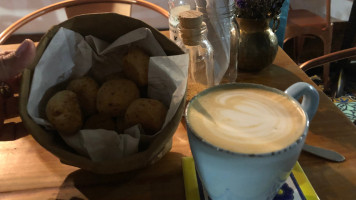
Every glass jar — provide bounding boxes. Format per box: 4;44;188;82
196;0;238;84
168;0;195;45
178;10;214;102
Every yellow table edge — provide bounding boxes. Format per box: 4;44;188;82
292;162;320;200
182;157;320;200
182;157;201;200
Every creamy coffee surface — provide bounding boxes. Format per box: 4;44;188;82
187;86;307;154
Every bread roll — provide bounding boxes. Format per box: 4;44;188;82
45;90;83;135
97;79;140;117
123;47;149;87
125;98;168;135
67;76;99;116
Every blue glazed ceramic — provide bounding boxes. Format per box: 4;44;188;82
185;82;319;200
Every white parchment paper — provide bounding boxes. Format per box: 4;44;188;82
27;27;188;162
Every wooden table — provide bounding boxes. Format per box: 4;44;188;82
1;35;356;200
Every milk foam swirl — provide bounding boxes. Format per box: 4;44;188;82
187;87;306;154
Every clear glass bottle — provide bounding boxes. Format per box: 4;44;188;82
168;0;195;45
196;0;238;84
223;5;239;83
178;10;214;102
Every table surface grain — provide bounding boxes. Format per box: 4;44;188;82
1;32;356;200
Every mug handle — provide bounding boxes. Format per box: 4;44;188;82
285;82;320;120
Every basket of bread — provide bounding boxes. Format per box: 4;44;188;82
19;13;188;174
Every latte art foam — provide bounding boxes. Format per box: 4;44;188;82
187;86;307;154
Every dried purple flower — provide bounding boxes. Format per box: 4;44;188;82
234;0;286;19
236;0;247;8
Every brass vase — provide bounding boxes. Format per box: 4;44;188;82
237;18;278;71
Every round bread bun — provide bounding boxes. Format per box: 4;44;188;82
97;79;140;117
67;76;99;116
45;90;83;135
123;46;149;87
83;113;116;131
124;98;168;135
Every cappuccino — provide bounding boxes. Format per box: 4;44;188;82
186;84;307;154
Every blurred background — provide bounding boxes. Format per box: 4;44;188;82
0;0;169;43
0;0;353;43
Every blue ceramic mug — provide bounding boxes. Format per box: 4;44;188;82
185;82;319;200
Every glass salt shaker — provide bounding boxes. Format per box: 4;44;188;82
178;10;214;102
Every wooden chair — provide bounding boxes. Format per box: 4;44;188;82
284;0;332;89
300;46;356;97
0;0;169;45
